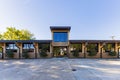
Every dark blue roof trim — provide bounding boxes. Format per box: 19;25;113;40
50;26;71;30
0;40;120;43
0;40;52;43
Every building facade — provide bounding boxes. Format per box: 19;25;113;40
0;26;120;59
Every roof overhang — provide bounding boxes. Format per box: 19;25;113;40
50;26;71;31
69;40;120;43
0;40;120;44
0;40;51;44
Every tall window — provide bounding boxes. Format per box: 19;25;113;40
53;32;68;42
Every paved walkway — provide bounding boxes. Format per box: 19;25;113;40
0;58;120;80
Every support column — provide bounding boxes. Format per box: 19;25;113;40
36;43;39;58
33;42;39;58
84;47;86;58
98;43;101;53
98;43;102;58
50;43;53;57
17;43;22;59
100;43;103;58
100;42;106;58
15;42;20;59
115;43;118;58
84;42;88;58
115;43;118;52
67;45;70;57
1;43;6;59
82;43;84;53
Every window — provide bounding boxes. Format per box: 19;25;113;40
70;44;82;52
104;43;115;52
6;44;18;49
6;43;18;52
23;44;34;52
87;43;98;52
53;32;68;42
38;44;50;52
23;44;34;49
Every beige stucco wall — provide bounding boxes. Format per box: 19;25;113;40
47;52;52;58
86;52;100;58
69;52;84;58
33;42;39;58
52;42;69;46
79;52;84;58
28;52;35;58
16;42;22;58
102;52;117;58
14;52;19;58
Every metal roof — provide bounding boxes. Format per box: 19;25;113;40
69;40;120;43
50;26;71;31
0;40;52;43
0;40;120;43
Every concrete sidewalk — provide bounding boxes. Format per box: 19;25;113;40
0;58;120;80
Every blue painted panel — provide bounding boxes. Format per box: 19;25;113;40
53;32;68;42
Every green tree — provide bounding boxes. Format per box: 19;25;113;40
71;44;82;57
103;43;116;56
19;29;35;40
71;44;82;52
87;44;97;56
3;27;35;40
103;43;115;52
39;44;49;57
0;34;3;40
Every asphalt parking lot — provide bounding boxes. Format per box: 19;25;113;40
0;58;120;80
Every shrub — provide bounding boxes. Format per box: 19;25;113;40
87;44;98;56
72;50;79;57
40;51;48;57
6;50;14;58
22;50;29;58
109;51;116;56
88;49;97;56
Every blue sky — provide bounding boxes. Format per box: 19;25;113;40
0;0;120;40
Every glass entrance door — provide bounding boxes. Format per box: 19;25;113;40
53;47;67;57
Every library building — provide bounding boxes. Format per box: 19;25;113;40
0;26;120;59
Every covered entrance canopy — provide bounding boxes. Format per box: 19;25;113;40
53;46;68;57
50;26;71;57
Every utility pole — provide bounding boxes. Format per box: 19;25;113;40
110;36;115;40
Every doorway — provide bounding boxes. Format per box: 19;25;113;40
53;46;67;57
